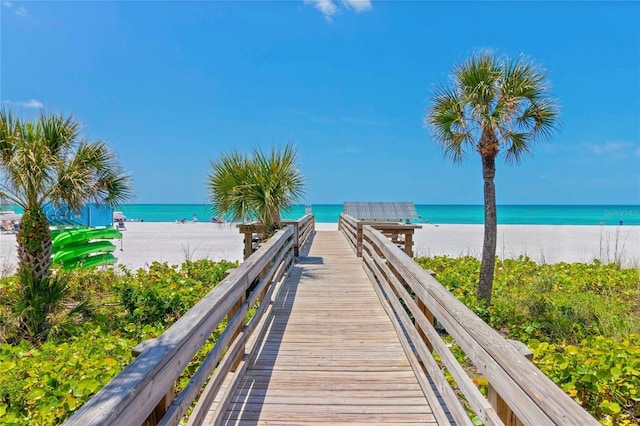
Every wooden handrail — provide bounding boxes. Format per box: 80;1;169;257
338;213;421;257
357;224;599;426
239;214;315;259
282;213;315;255
65;223;299;426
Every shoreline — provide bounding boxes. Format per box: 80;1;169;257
1;222;639;273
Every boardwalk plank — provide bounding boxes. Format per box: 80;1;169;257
214;231;441;425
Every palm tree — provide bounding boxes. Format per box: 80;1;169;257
425;53;558;306
0;109;133;279
207;143;304;237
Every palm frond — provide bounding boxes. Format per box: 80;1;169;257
38;111;79;156
0;108;20;165
502;131;533;165
426;85;475;163
519;99;559;140
207;143;304;231
0;109;133;212
425;52;559;166
455;53;502;118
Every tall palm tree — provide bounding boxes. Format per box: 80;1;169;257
425;53;558;306
207;143;305;236
0;109;133;279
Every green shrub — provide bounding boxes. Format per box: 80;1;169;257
415;256;640;425
1;266;92;344
0;258;236;423
530;336;640;423
116;259;237;326
0;324;136;424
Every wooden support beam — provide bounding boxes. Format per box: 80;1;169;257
488;340;534;426
228;293;246;372
132;340;174;426
415;298;435;352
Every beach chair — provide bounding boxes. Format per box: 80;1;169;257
116;221;127;231
12;222;19;233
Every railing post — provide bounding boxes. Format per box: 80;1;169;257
293;222;300;256
488;339;533;426
132;340;174;425
356;221;363;257
243;232;253;260
228;291;246;372
415;269;436;352
404;230;414;257
238;222;265;260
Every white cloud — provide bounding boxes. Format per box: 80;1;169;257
585;141;633;155
305;0;337;21
2;1;30;18
4;99;44;109
305;0;371;21
15;5;27;17
341;0;372;13
584;141;640;160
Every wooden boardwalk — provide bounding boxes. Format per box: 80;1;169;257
216;231;439;425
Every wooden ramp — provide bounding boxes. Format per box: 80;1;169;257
216;231;440;425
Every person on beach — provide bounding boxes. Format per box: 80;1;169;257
192;214;198;222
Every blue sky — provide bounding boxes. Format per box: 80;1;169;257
2;1;639;205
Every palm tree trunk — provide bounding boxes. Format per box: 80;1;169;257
479;152;497;306
16;207;52;280
477;127;499;306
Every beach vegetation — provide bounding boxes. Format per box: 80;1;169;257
0;109;132;343
207;143;304;237
0;258;236;423
415;255;640;424
0;109;133;281
3;265;93;344
425;53;559;306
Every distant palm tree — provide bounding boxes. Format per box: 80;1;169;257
207;144;304;236
425;53;558;306
0;109;133;279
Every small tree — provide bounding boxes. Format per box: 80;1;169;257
425;53;558;306
207;143;304;237
0;109;133;280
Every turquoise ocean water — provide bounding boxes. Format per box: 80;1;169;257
117;204;640;226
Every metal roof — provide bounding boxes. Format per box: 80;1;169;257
342;202;420;221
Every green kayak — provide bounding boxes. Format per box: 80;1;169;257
53;227;122;249
53;240;116;264
61;253;117;270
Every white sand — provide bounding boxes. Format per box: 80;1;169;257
1;222;638;274
0;222;245;273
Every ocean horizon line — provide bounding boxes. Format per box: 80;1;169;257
115;204;640;226
3;203;639;225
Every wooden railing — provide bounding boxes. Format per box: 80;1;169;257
282;213;315;256
239;213;315;259
355;223;599;426
338;213;421;257
65;215;314;426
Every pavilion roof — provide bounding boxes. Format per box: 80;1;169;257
342;201;419;221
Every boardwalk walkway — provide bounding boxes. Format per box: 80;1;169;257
216;231;438;424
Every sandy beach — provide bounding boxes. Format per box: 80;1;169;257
1;222;639;273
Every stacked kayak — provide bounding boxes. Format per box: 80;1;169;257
52;227;122;270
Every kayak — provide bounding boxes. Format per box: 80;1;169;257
61;253;117;270
53;240;116;264
53;227;122;249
